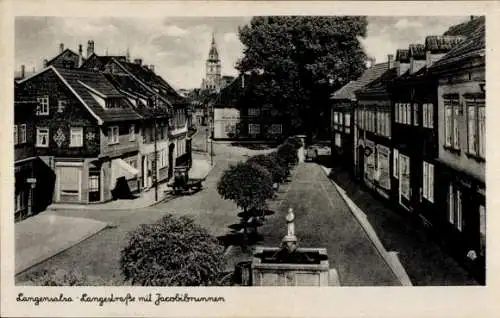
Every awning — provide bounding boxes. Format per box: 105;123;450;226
111;158;139;182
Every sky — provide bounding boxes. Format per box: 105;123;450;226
15;16;469;90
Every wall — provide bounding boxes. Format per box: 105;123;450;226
19;70;101;158
214;107;241;139
14;103;36;161
100;122;139;158
437;67;485;182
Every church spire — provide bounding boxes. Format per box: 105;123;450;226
208;32;219;62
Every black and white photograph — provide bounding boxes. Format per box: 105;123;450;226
2;1;496;317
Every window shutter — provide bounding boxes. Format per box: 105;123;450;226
456;189;462;231
448;185;454;224
393;149;399;179
429;164;434;202
422;162;428;199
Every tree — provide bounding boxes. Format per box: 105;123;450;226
217;162;274;236
120;214;225;286
277;141;299;168
247;153;287;186
237;16;368;140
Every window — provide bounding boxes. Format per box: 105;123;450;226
15;192;26;213
444;97;460;150
423;103;434;128
57;100;67;113
105;98;121;109
37;96;49;115
413;103;419;126
129;124;136;141
479;204;486;256
393;148;399;179
406;103;411;125
19;124;27;144
269;124;282;134
14;125;18;145
108;126;119;144
377;145;390;190
422;161;434;202
333;112;339;130
448;184;462;231
339;112;344;127
88;175;99;192
70;127;83;147
248;108;260;116
345;113;351;133
466;99;485;159
335;133;341;147
248;123;260;134
395;103;399;123
36;127;49;147
399;154;410;199
386;113;391;137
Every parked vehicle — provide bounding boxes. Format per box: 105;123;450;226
167;166;204;195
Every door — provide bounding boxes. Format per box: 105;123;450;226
88;168;101;202
168;143;175;179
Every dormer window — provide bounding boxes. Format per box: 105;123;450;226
105;98;121;109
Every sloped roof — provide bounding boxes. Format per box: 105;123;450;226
425;35;466;53
444;16;485;37
103;73;170;118
54;67;142;123
119;61;186;105
430;21;485;70
45;48;83;66
355;67;398;97
396;49;410;63
409;44;426;60
330;62;388;100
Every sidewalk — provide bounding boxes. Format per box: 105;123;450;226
47;154;213;212
326;165;478;286
15;214;109;274
224;163;401;286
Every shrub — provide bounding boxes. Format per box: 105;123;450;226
247;154;287;185
285;136;303;150
20;268;120;286
277;141;299;167
120;214;225;286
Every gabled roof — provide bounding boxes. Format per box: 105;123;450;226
355;67;398;97
18;66;141;124
45;48;82;66
430;17;485;70
444;16;485;37
409;44;426;60
395;49;410;63
330;62;388;100
55;67;142;123
425;35;466;53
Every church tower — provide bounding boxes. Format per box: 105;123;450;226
202;33;222;92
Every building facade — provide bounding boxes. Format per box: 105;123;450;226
17;66;142;204
429;17;485;283
354;55;397;200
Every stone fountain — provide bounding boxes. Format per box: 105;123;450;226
250;208;339;286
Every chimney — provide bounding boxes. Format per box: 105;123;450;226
21;65;25;79
388;54;394;69
43;59;48;68
470;15;475;21
59;43;64;53
87;40;94;58
78;44;83;67
134;58;142;65
149;65;155;73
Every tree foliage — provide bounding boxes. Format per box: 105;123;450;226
237;16;368;138
247;154;287;184
277;141;299;168
20;268;120;286
120;214;225;286
217;161;274;212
